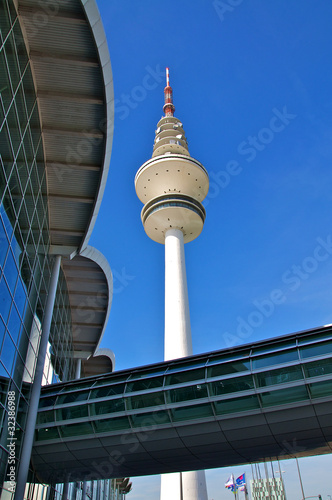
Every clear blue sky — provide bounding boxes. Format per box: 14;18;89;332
91;1;332;498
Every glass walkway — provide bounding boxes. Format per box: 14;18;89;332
31;325;332;483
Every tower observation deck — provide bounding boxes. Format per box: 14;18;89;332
135;68;209;245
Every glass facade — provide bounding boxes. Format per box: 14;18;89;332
0;0;77;493
0;2;121;499
250;477;286;500
35;326;332;445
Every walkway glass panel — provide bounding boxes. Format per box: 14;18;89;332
32;325;332;483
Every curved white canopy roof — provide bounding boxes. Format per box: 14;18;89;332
17;0;114;366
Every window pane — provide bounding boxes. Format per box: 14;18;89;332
1;332;16;375
129;367;166;380
61;421;93;437
90;398;125;416
252;350;298;370
0;278;12;323
207;352;251;366
56;405;88;421
94;416;130;433
35;427;59;441
309;380;332;399
90;384;125;399
125;377;163;392
253;340;296;356
298;330;332;345
166;361;204;374
170;403;213;422
130;410;170;428
0;214;10;267
304;359;332;378
7;303;21;344
260;386;309;407
209;375;254;397
300;341;332;359
3;247;18;290
38;396;57;409
165;368;205;386
207;361;250;379
37;410;54;425
126;391;165;411
166;384;208;404
57;391;89;405
59;382;92;392
214;395;260;415
255;366;303;388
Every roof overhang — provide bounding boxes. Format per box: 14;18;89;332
61;246;114;362
16;0;114;367
17;0;114;253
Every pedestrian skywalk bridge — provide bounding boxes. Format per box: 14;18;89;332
32;325;332;483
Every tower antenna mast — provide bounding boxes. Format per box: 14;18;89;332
163;67;175;117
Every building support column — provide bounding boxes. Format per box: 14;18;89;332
14;255;62;500
74;358;87;500
82;481;87;500
61;480;69;500
75;359;81;380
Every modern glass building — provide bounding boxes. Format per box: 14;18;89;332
0;0;131;498
250;478;286;500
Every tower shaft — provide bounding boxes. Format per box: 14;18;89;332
164;228;192;360
135;67;209;500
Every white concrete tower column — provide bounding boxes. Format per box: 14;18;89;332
164;228;192;360
135;68;209;500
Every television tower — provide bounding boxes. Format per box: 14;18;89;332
135;68;209;500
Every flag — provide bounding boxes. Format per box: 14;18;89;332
225;474;237;492
236;473;246;486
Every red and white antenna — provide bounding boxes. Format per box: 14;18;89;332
163;67;175;117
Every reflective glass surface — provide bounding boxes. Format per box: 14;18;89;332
260;386;309;407
35;427;60;441
170;403;213;422
255;366;303;387
209;375;254;396
304;358;332;378
35;327;332;450
60;422;93;438
309;380;332;398
252;350;299;369
130;410;170;428
207;360;250;378
166;384;208;403
165;368;205;385
300;340;332;359
90;383;125;399
56;405;89;422
0;0;75;484
125;377;164;392
126;391;165;410
90;398;125;416
94;416;130;433
214;395;260;415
